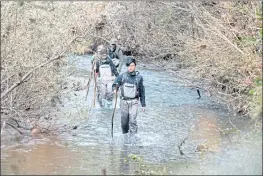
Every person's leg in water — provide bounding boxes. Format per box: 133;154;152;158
97;81;107;107
129;99;139;143
121;99;129;143
105;81;114;108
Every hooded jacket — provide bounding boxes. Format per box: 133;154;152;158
107;41;124;73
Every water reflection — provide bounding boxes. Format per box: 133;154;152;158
119;144;130;174
119;144;142;175
2;137;77;175
190;108;221;152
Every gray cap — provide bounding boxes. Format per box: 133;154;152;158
110;38;117;45
97;45;107;56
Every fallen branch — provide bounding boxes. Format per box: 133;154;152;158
229;116;246;139
1;121;6;136
152;61;209;91
1;74;15;84
178;136;188;155
6;122;23;135
1;106;31;125
10;117;33;131
158;1;190;12
1;28;92;100
149;52;176;60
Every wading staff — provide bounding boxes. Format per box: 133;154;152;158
111;86;118;138
93;68;97;107
85;60;96;100
197;88;201;99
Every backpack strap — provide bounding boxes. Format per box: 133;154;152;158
100;56;110;65
106;55;111;61
122;72;139;87
113;47;121;59
121;72;127;84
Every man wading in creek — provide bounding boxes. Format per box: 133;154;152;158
112;57;146;143
95;46;119;108
107;38;124;73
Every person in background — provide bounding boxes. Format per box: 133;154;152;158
107;38;124;73
95;46;119;107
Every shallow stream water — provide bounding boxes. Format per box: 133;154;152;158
1;55;262;175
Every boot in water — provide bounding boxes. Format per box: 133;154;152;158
124;133;130;144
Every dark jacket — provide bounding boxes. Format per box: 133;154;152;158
112;71;146;107
96;56;119;77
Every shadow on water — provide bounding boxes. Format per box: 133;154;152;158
1;54;262;175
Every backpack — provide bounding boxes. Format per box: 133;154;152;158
121;72;139;99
